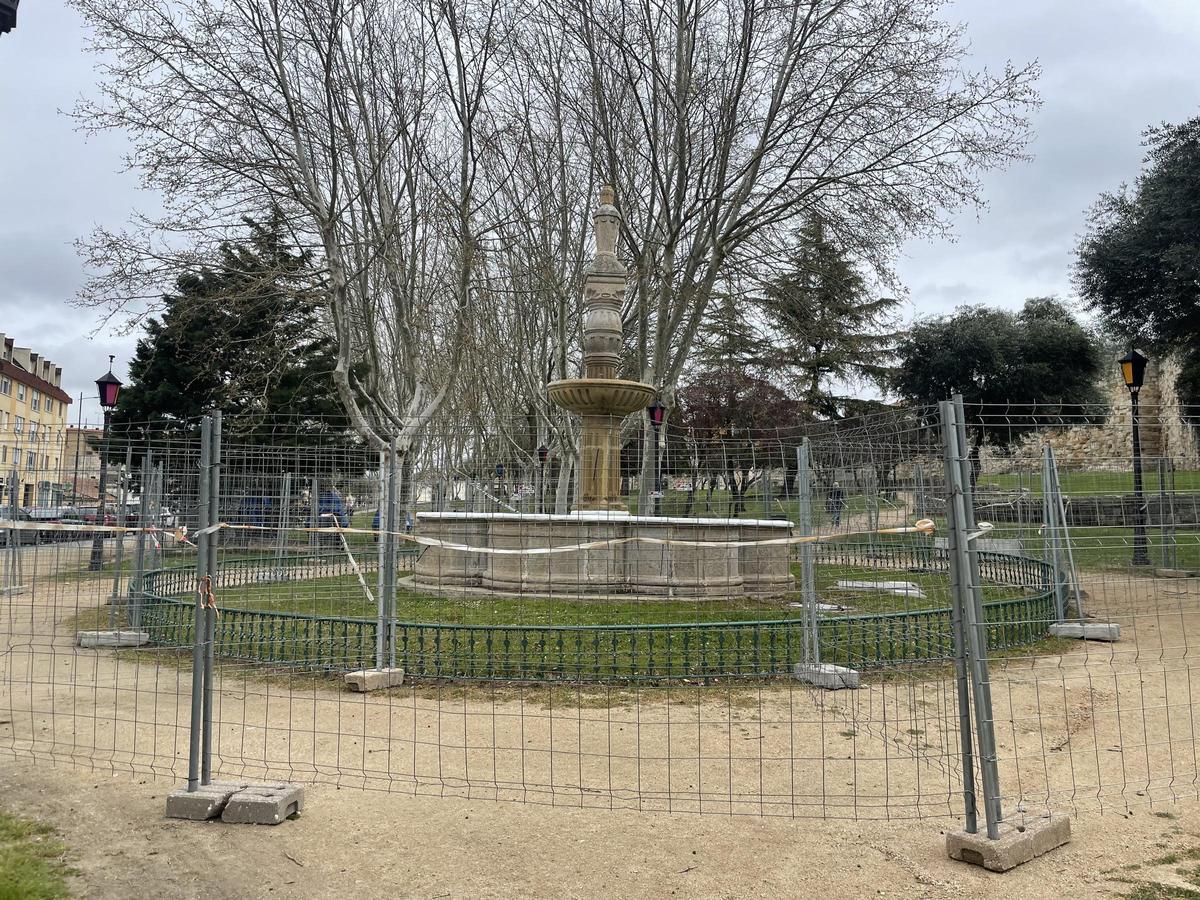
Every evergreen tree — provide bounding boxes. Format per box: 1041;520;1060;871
112;214;349;444
755;221;901;417
1075;117;1200;405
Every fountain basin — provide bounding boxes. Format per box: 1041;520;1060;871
413;511;794;599
547;378;655;416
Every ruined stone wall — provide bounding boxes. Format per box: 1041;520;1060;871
979;355;1200;474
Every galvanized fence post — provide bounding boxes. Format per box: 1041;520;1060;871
950;394;1003;838
797;439;819;667
375;447;388;670
1041;444;1067;622
939;400;978;836
187;415;212;793
129;449;152;631
201;410;222;786
109;443;133;629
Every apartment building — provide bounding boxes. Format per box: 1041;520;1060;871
0;333;73;507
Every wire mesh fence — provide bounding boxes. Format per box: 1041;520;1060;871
2;400;1199;827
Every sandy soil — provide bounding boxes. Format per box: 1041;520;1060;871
4;542;1200;897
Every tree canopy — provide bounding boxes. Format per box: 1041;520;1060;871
112;216;348;444
891;298;1102;444
1074;117;1200;404
755;221;900;418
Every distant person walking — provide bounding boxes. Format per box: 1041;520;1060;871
826;482;846;527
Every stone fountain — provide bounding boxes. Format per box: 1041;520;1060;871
414;187;793;599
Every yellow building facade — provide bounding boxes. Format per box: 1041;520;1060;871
0;333;73;507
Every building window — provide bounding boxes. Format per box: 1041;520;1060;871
16;383;25;402
13;449;21;466
0;377;9;396
14;417;23;435
26;454;35;472
27;422;37;444
31;390;39;411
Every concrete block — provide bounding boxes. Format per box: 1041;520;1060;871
221;783;304;825
165;782;247;820
77;630;150;648
344;667;405;692
946;813;1071;872
794;662;860;690
1049;622;1121;642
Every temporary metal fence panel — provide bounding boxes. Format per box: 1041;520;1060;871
1;403;1198;827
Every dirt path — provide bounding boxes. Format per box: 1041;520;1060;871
4;554;1200;896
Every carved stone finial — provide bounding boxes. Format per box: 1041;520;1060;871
593;184;621;267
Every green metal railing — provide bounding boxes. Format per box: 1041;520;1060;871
136;543;1057;683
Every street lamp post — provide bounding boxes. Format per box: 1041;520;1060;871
536;445;549;514
88;357;123;572
1119;348;1150;566
647;399;666;516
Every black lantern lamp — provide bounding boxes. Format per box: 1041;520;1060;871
1119;348;1150;566
96;356;123;410
1119;348;1148;395
647;399;666;431
88;356;123;571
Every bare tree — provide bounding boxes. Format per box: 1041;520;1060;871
72;0;517;462
559;0;1039;511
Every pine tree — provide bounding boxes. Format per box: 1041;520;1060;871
112;214;348;444
756;221;900;417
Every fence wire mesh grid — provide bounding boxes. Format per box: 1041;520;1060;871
1;401;1198;826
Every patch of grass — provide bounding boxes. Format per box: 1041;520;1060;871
0;810;74;900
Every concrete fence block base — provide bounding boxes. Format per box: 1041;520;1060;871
1049;622;1121;642
77;630;150;648
221;783;305;825
946;813;1071;872
344;667;405;692
165;782;248;821
793;662;860;690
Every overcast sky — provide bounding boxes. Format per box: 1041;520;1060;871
1;0;1199;422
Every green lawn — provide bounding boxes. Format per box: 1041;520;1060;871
0;810;73;900
205;557;1024;627
983;469;1200;496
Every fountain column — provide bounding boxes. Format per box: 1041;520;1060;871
548;186;654;511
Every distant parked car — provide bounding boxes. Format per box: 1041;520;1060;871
0;508;39;546
79;507;117;526
27;506;85;543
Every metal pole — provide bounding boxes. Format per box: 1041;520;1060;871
187;416;212;793
201;411;221;785
108;443;133;628
1048;446;1084;621
375;448;387;670
88;409;112;571
1130;390;1150;565
1042;444;1066;622
129;449;151;631
275;472;292;577
384;438;399;669
951;395;1003;837
939;400;978;836
797;440;819;666
309;476;319;552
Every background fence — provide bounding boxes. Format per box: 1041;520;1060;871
2;401;1200;826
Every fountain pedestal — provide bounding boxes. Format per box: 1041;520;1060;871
413;186;794;600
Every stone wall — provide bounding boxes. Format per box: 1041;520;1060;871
979;355;1200;474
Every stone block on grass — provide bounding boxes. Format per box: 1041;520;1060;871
77;630;150;648
344;667;405;692
793;662;860;690
1048;622;1121;642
